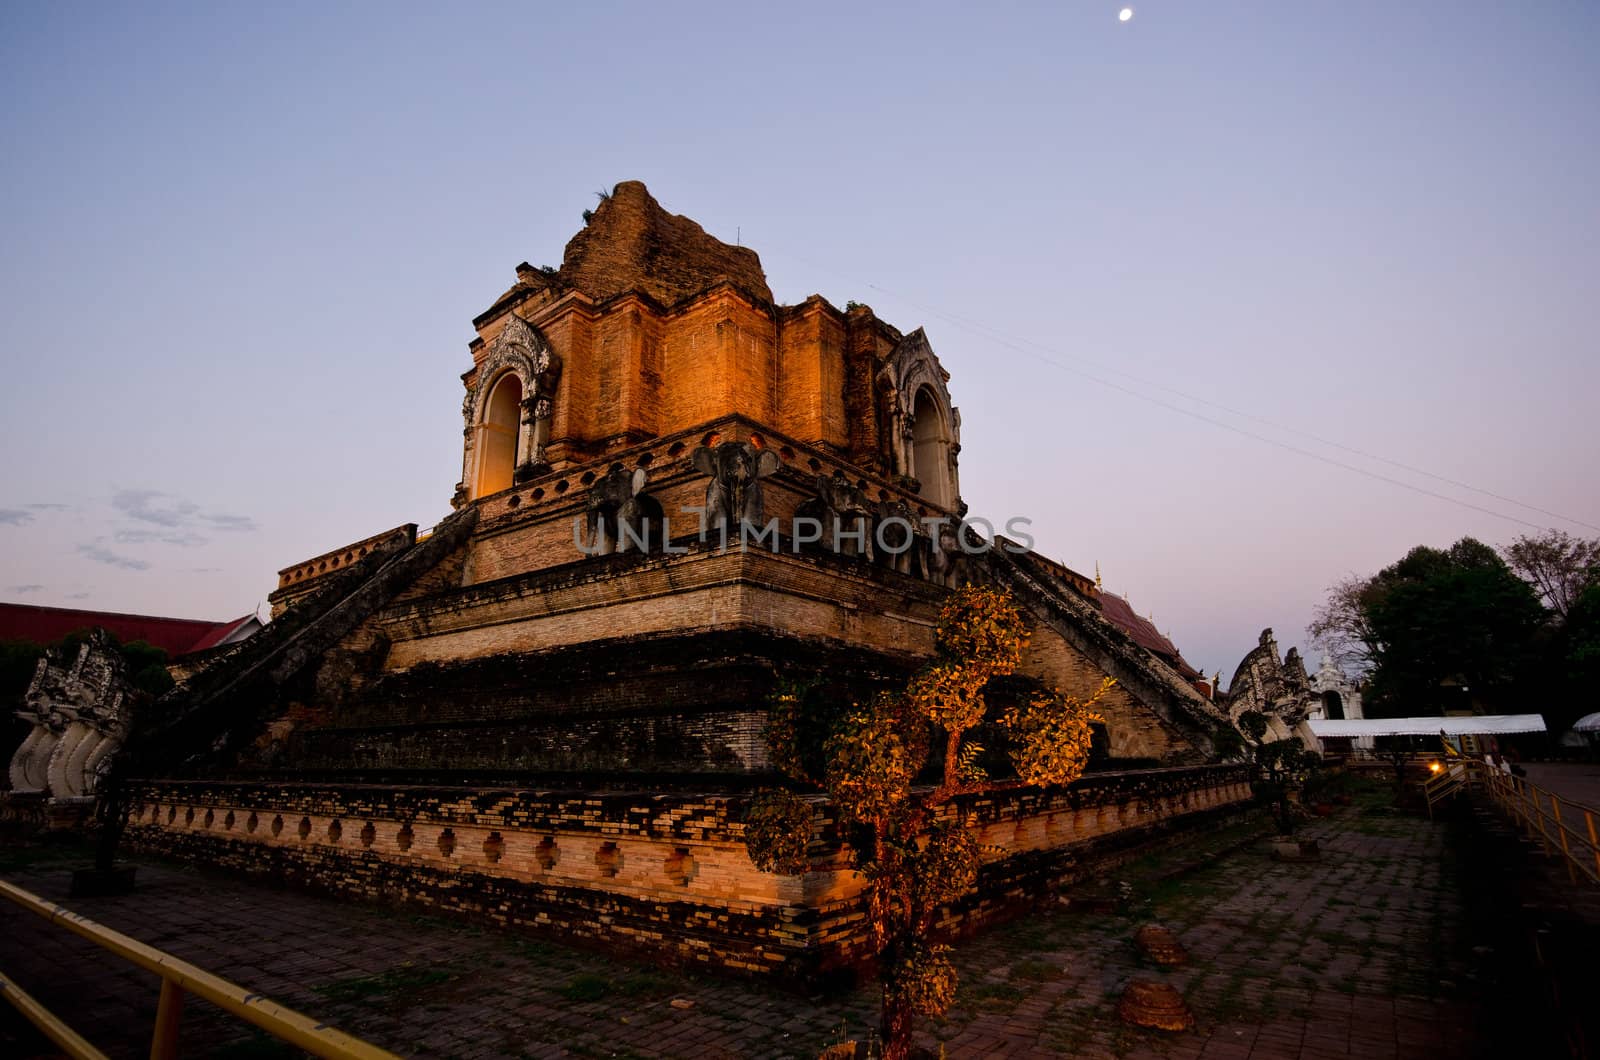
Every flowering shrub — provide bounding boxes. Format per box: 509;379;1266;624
743;586;1109;1059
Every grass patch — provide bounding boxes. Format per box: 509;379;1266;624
1002;917;1065;953
961;981;1027;1011
511;937;560;961
314;963;454;1003
0;840;90;874
559;969;675;1003
562;974;611;1002
1009;958;1065;983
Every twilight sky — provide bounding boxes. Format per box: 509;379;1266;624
1;2;1595;683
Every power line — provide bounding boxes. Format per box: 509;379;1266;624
761;242;1597;536
869;283;1600;535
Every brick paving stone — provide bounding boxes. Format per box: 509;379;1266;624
2;800;1518;1059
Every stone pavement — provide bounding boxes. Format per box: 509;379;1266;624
1522;761;1600;838
1;793;1511;1059
1522;762;1600;811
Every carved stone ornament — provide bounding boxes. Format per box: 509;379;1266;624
690;441;782;534
880;328;961;496
1133;924;1189;966
7;630;136;800
466;315;563;427
457;315;564;499
1117;978;1194;1032
581;465;665;556
795;471;874;560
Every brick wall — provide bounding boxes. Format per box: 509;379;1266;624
125;765;1251;984
1023;629;1195;760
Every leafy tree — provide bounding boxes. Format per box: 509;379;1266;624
0;631;174;718
1236;710;1319;834
119;639;176;697
1495;532;1600;737
0;639;46;702
1306;575;1382;676
743;587;1109;1060
1;639;46;757
1553;582;1600;735
1501;530;1600;619
1309;538;1545;716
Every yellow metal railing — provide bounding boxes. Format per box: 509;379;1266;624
1470;762;1600;887
0;878;402;1060
1423;758;1474;818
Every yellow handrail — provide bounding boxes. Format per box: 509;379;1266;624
1423;759;1473;819
1474;762;1600;887
0;969;110;1060
0;878;402;1060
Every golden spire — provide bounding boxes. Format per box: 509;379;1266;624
1094;561;1102;591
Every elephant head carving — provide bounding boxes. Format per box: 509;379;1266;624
875;497;925;576
690;441;781;535
583;464;662;555
797;471;874;559
926;517;965;588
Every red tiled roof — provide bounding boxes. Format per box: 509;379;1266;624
186;614;259;653
0;602;254;657
1097;592;1204;680
1095;590;1179;656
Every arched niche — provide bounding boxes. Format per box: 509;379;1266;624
1322;690;1345;721
474;372;523;498
455;315;562;505
911;387;955;508
879;328;961;509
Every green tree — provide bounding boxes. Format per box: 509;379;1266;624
1;639;47;758
1310;538;1545;717
1306;575;1382;676
0;639;46;701
1501;530;1600;619
1553;582;1600;734
743;587;1109;1060
1236;710;1318;833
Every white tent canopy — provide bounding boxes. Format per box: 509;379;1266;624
1307;714;1547;739
1572;712;1600;733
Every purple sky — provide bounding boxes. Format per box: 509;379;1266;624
2;2;1596;683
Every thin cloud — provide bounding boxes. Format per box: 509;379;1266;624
77;542;151;571
186;567;222;573
6;584;45;593
112;490;257;533
65;592;90;600
0;509;34;526
115;528;208;547
201;512;258;532
27;503;71;511
113;490;199;528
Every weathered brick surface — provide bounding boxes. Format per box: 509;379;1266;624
1024;631;1192;760
2;802;1506;1059
461;215;916;483
385;545;939;669
122;767;1250;982
559;181;773;307
269;525;416;616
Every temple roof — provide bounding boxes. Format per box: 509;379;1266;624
0;602;259;656
1098;590;1201;679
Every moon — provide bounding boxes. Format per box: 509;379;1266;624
1119;7;1134;21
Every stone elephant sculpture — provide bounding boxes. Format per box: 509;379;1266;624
690;441;781;537
874;497;926;576
582;465;663;555
925;517;966;588
795;471;874;560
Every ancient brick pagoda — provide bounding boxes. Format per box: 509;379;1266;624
101;183;1249;980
